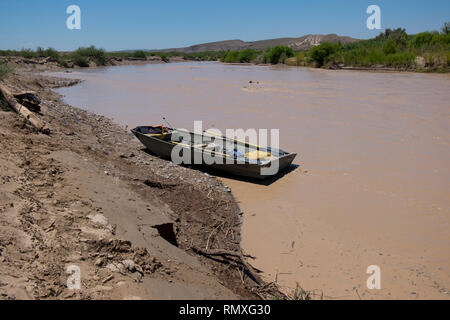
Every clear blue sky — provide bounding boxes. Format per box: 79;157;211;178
0;0;449;51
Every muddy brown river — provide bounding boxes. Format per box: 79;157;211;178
53;62;450;299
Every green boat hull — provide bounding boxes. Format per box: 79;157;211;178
132;127;297;180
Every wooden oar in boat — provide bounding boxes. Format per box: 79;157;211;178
204;130;264;150
172;141;230;158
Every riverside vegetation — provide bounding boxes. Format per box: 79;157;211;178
294;26;450;72
221;24;450;72
0;46;224;68
1;23;448;72
220;46;294;64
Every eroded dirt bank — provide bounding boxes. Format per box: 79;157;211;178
0;69;284;300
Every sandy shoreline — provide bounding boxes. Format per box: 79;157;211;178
0;64;290;300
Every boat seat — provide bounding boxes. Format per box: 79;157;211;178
171;130;189;143
145;132;170;140
205;142;220;150
245;150;272;161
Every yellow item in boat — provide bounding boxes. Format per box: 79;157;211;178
245;150;272;160
148;132;169;139
144;125;169;139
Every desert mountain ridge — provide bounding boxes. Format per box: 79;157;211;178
152;34;359;53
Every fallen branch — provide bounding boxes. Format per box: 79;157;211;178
0;83;49;133
192;247;261;285
195;247;256;260
205;222;226;251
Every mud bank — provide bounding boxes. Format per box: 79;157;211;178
0;55;174;71
0;68;287;300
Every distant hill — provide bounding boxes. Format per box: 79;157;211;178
157;34;358;53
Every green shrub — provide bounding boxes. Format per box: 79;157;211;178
263;46;294;64
0;62;14;80
73;46;106;65
430;33;450;48
20;49;37;59
45;48;59;59
309;42;340;67
221;51;238;63
375;28;408;47
384;52;415;67
237;49;258;63
295;52;307;66
1;48;60;59
0;50;14;57
159;53;169;63
72;54;89;67
36;47;60;59
412;32;434;48
57;57;71;68
133;50;147;59
220;49;259;63
383;39;397;55
181;51;223;61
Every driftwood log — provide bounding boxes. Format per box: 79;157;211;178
13;91;41;112
0;83;49;133
12;92;40;112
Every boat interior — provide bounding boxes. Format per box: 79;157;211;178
134;126;288;164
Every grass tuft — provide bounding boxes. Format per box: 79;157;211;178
0;62;14;80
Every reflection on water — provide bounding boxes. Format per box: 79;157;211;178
53;62;450;299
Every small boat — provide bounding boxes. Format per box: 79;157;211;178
131;125;297;180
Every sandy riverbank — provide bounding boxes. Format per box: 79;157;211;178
0;65;289;300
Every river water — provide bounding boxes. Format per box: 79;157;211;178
53;62;450;299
